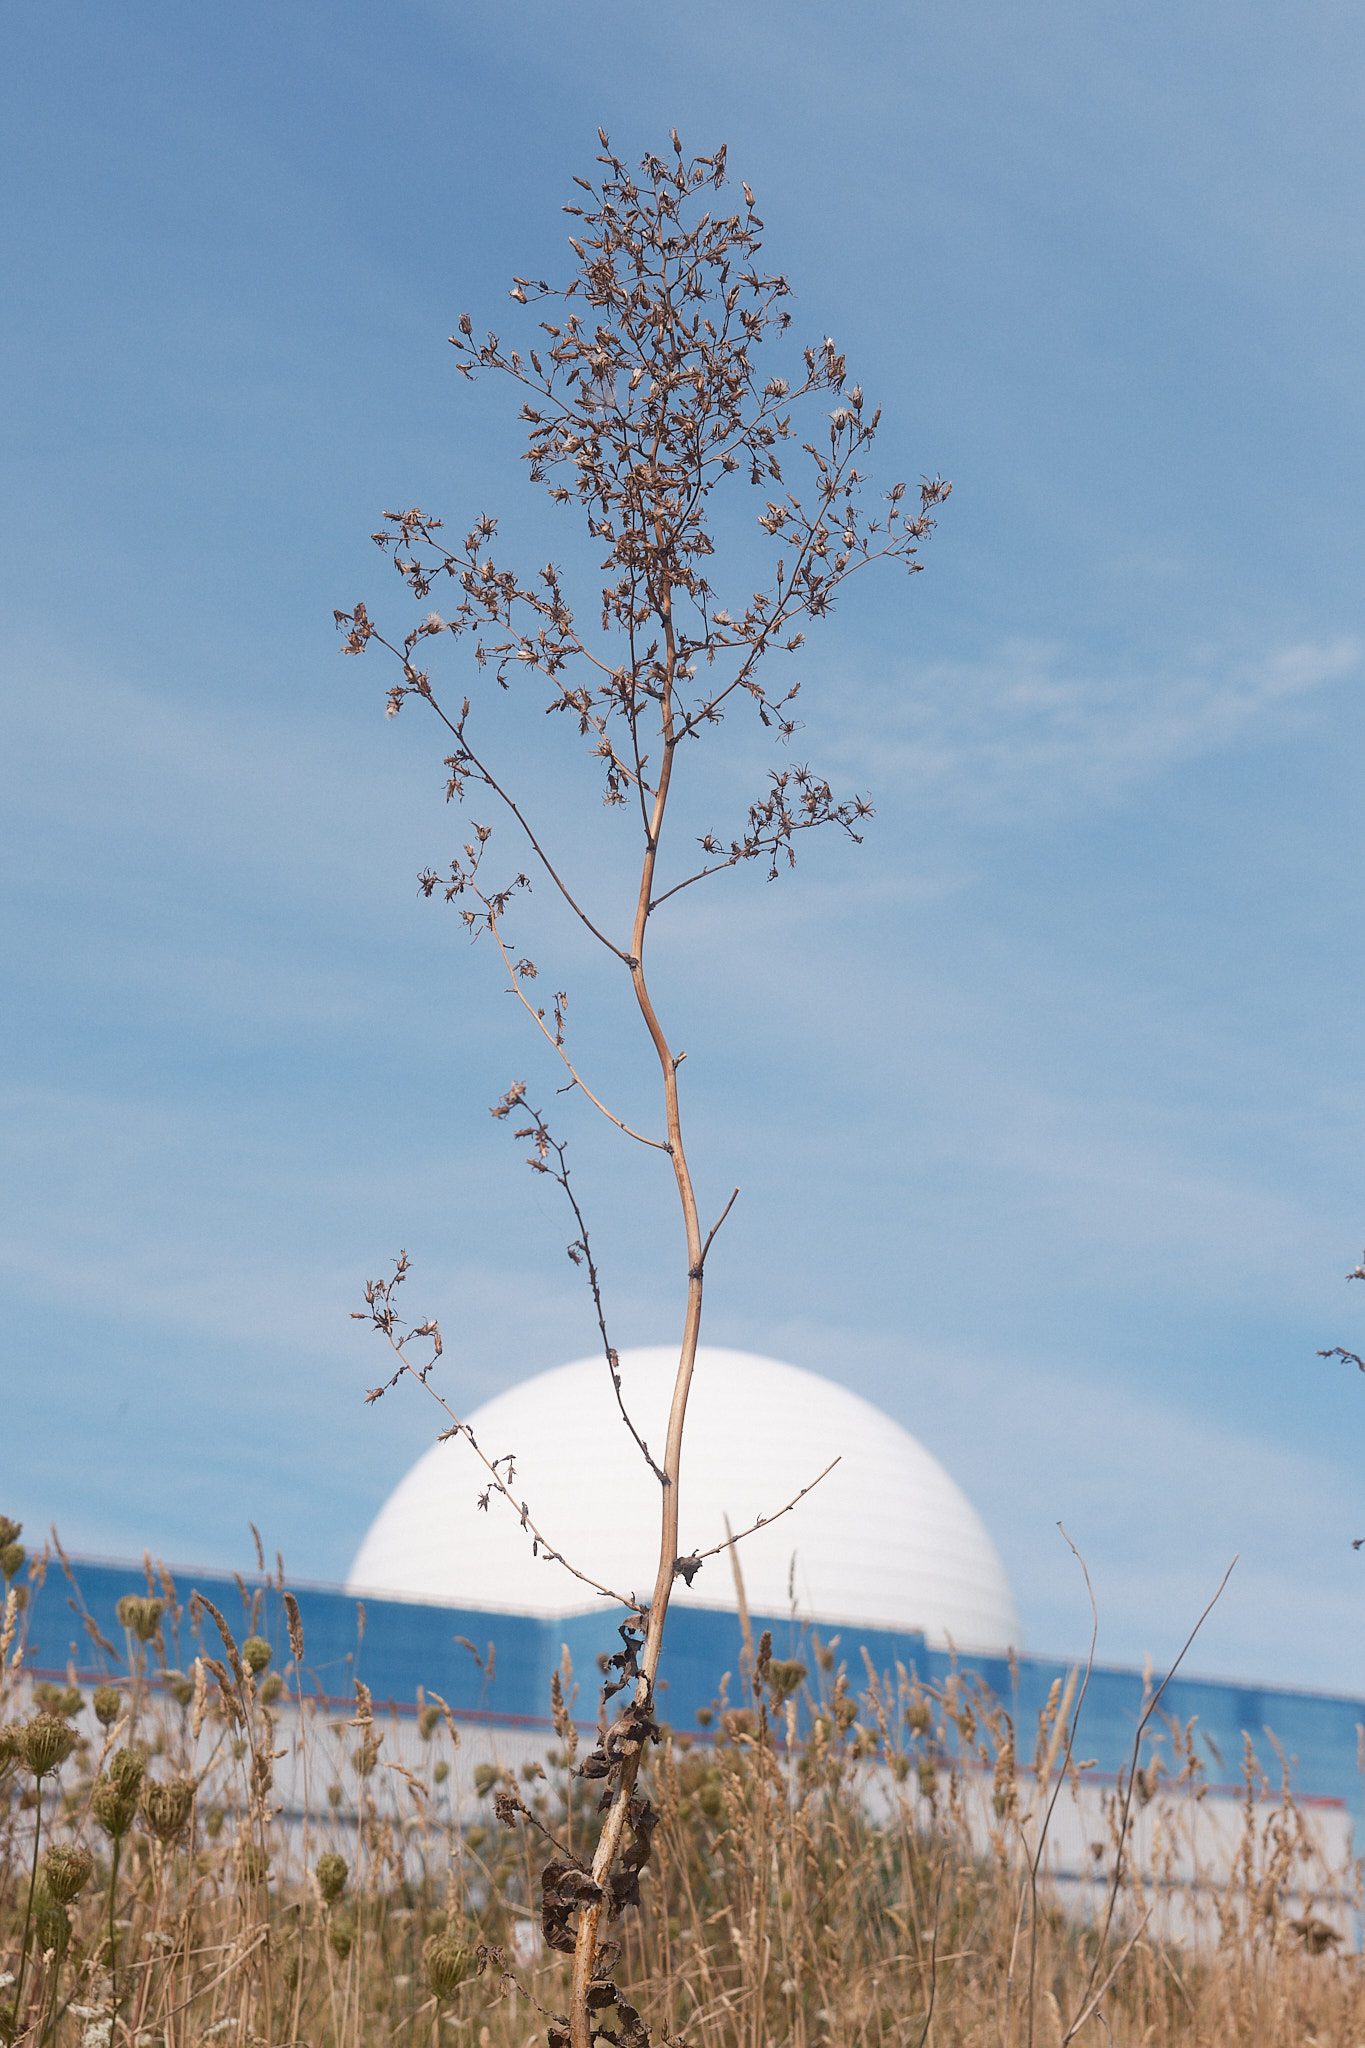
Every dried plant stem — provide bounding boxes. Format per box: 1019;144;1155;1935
1023;1525;1099;2048
106;1835;123;2024
567;710;712;2047
40;1945;63;2048
1064;1555;1237;2042
11;1788;45;2031
131;1844;169;2038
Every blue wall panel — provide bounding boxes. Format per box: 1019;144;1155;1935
22;1558;1365;1812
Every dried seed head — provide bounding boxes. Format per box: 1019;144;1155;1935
237;1841;270;1885
241;1636;272;1675
43;1844;94;1903
93;1685;122;1728
0;1516;20;1548
329;1921;354;1961
93;1747;145;1838
314;1852;348;1904
0;1542;25;1582
419;1704;442;1740
23;1713;77;1779
109;1747;147;1795
259;1672;283;1704
167;1674;195;1708
424;1932;474;2000
115;1594;165;1642
141;1776;195;1843
767;1659;806;1706
92;1779;137;1841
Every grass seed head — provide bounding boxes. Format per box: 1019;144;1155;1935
283;1590;304;1661
241;1635;272;1675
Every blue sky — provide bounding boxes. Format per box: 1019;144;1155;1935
5;0;1365;1691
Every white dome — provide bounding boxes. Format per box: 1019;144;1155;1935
348;1347;1020;1653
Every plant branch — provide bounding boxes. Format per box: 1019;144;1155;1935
673;1457;842;1585
1065;1557;1237;2037
1025;1524;1100;2048
697;1186;740;1269
484;922;666;1149
354;1257;634;1608
503;1095;669;1485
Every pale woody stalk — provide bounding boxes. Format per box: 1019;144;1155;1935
339;130;949;2048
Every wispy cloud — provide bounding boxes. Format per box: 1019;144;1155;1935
831;635;1361;820
1;642;442;921
726;1311;1365;1691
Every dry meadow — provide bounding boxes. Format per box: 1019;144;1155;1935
1;1527;1361;2048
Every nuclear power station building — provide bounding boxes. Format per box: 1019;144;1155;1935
26;1347;1365;1836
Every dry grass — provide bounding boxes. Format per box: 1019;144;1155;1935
1;1542;1361;2048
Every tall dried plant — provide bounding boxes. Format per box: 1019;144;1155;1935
338;132;949;2048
